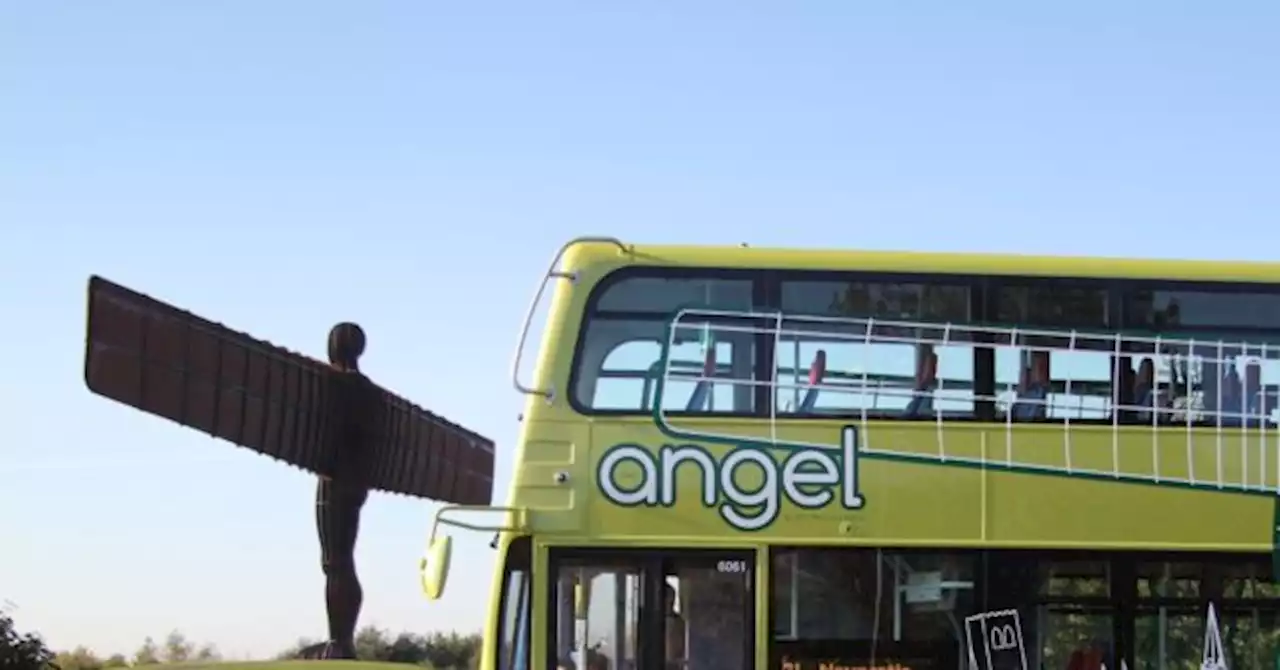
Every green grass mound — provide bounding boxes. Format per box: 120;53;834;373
173;662;421;670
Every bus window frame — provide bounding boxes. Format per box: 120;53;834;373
1122;278;1280;334
544;546;757;670
984;275;1118;423
497;535;532;670
766;546;1280;670
568;264;1280;429
569;268;774;418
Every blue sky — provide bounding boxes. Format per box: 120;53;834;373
3;0;1279;659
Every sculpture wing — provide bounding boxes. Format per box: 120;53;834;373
366;385;495;503
83;276;496;504
84;275;336;474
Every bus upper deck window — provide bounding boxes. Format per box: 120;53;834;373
574;273;757;414
594;276;754;314
1129;288;1280;330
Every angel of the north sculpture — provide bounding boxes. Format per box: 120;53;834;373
82;276;495;660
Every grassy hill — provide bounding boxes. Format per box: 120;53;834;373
170;662;426;670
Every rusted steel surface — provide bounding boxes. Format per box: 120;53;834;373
83;275;494;504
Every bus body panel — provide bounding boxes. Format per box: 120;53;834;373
584;419;1273;550
508;419;591;533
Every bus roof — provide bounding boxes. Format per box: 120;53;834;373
567;240;1280;284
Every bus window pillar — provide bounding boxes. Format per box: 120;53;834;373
612;573;626;670
557;574;576;665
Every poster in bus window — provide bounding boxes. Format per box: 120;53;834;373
963;609;1027;670
1201;602;1226;670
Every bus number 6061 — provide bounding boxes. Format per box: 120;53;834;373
717;559;750;574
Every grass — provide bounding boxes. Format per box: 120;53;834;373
169;662;420;670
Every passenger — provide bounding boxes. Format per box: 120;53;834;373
1115;364;1134;408
1105;362;1132;422
664;583;685;670
1082;646;1105;670
1169;351;1196;422
1168;351;1189;401
1133;358;1164;422
1244;359;1264;426
1219;361;1242;425
903;344;938;418
1199;348;1221;421
1011;351;1050;420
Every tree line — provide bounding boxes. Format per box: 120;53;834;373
54;630;222;670
276;626;482;669
3;612;482;670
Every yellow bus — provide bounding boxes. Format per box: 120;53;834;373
423;237;1280;670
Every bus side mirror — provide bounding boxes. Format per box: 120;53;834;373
419;535;453;601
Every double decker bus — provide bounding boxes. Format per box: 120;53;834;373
422;237;1280;670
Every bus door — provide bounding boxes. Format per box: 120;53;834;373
548;548;757;670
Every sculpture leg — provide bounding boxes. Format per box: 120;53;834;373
316;477;368;660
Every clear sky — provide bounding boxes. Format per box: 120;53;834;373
3;0;1279;660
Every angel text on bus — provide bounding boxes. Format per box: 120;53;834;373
596;425;866;531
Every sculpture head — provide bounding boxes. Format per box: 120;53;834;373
328;322;366;371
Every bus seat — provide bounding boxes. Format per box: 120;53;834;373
798;350;827;413
686;347;717;411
